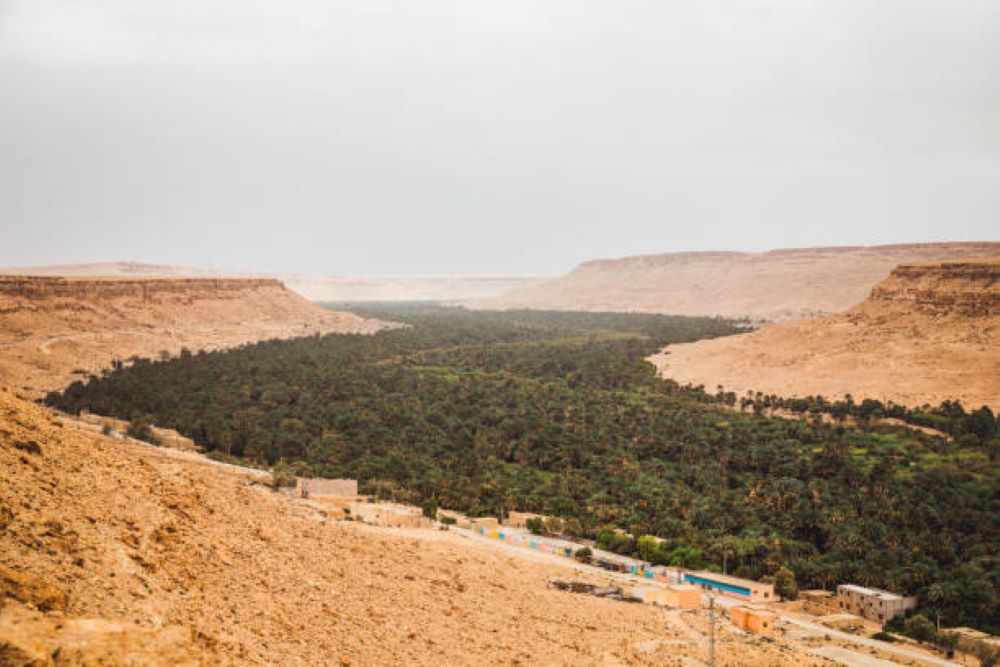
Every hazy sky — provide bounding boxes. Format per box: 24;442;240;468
1;1;997;275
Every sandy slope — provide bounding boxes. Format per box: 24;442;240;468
0;389;827;666
0;276;389;397
474;242;1000;321
650;259;1000;409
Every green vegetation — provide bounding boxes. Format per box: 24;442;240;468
46;304;999;631
125;415;159;445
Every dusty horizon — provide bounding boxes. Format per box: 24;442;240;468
2;1;998;275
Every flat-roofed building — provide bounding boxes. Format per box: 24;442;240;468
836;584;916;624
731;606;779;636
294;477;358;498
505;511;547;528
683;571;775;603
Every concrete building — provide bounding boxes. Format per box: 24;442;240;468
294;477;358;498
469;517;499;533
348;502;432;529
504;511;547;529
835;584;917;624
731;606;779;636
627;584;701;609
664;584;702;609
683;571;775;603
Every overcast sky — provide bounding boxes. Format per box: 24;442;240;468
1;1;997;275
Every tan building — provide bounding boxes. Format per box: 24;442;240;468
731;606;779;636
348;502;431;529
627;584;701;609
835;584;916;624
469;517;500;533
683;571;775;603
294;477;358;498
505;511;546;529
664;584;702;609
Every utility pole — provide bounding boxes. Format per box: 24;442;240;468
708;594;716;667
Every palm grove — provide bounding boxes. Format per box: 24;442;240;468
48;305;999;632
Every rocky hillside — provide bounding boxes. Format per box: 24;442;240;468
0;388;822;665
0;262;547;304
0;276;387;396
473;242;1000;321
650;258;1000;409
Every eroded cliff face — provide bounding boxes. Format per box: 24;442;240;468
473;242;1000;321
0;276;389;396
865;260;1000;317
650;258;1000;409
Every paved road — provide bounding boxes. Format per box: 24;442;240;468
782;615;960;667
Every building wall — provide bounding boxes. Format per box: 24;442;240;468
835;586;916;624
295;477;358;498
683;572;774;603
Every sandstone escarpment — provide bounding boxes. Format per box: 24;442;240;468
650;258;1000;409
0;276;388;396
865;260;1000;317
474;242;1000;321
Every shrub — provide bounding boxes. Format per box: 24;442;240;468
440;515;457;526
525;517;544;534
774;566;798;601
574;546;593;563
101;423;114;436
126;416;159;445
871;631;895;643
421;497;438;520
976;642;1000;667
904;614;937;643
936;631;959;658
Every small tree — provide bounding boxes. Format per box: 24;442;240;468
126;416;159;445
935;631;959;658
904;614;936;643
421;497;438;520
574;546;592;564
976;641;1000;667
774;566;798;601
525;517;544;534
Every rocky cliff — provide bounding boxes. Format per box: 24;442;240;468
0;276;388;396
650;258;1000;409
473;242;1000;321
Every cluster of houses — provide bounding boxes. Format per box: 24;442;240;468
288;478;969;639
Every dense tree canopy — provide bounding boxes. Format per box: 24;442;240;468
48;304;999;631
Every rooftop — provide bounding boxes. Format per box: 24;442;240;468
685;570;773;591
837;584;907;601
